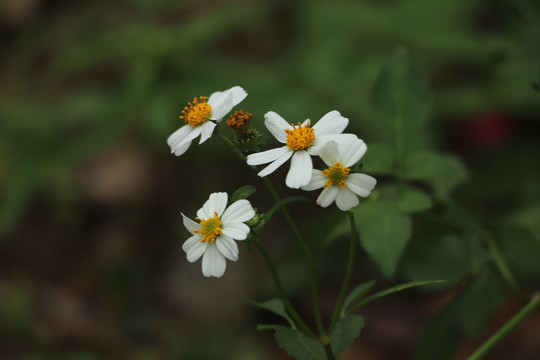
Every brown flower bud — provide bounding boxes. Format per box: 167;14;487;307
226;110;253;131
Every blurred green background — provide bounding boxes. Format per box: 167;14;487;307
1;0;539;359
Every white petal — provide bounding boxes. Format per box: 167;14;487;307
216;235;239;261
202;243;227;278
286;151;313;189
346;173;377;197
308;134;341;156
208;89;224;105
182;213;200;232
335;187;359;211
197;192;228;219
301;170;326;191
256;149;293;177
186;240;207;263
247;146;290;166
319;141;340;166
173;141;191;156
208;86;247;107
167;124;191;147
222;222;250;240
312;110;349;136
317;186;339;208
182;234;202;253
170;125;203;151
264;111;291;143
228;86;248;106
222;199;255;223
199;121;217;144
340;137;367;167
209;91;234;121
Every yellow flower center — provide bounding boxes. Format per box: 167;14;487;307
194;212;222;243
285;122;316;151
322;162;351;188
180;97;212;127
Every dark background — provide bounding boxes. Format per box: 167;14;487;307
1;0;539;359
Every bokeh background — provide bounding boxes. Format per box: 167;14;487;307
1;0;539;359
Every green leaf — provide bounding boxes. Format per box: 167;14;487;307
355;202;412;277
403;234;489;282
243;297;295;328
510;204;540;242
376;184;433;213
413;304;458;360
371;47;431;171
330;314;365;357
342;280;377;315
363;142;393;175
273;326;327;360
254;196;311;233
395;188;432;213
495;223;540;285
514;0;540;26
347;280;458;314
404;151;467;199
230;185;256;204
454;272;505;337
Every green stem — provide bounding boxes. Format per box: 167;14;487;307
218;132;247;161
219;131;325;337
260;176;326;338
466;292;540;360
329;211;357;332
324;343;336;360
483;232;527;302
253;241;316;338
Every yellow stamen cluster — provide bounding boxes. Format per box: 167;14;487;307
180;97;212;127
285;122;316;151
322;162;351;188
194;212;222;243
226;110;252;131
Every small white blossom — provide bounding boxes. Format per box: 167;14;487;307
246;111;349;189
181;192;255;278
168;86;247;156
302;135;376;211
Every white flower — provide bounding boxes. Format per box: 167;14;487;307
181;192;255;278
246;111;349;189
167;86;247;156
301;135;377;211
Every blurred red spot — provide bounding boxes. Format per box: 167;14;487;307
452;110;516;152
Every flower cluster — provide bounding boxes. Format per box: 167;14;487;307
169;86;376;277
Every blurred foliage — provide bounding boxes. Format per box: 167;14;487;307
1;0;539;359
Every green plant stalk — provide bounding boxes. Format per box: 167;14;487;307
260;176;326;338
483;232;527;302
466;292;540;360
219;132;325;337
324;343;336;360
253;240;316;338
329;211;357;332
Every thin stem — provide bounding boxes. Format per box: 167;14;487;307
324;343;336;360
219;131;325;337
253;240;316;338
260;176;326;338
329;211;358;332
218;132;247;161
467;293;540;360
483;232;527;302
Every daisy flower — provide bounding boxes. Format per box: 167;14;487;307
246;110;349;189
301;135;377;211
167;86;247;156
181;192;255;278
